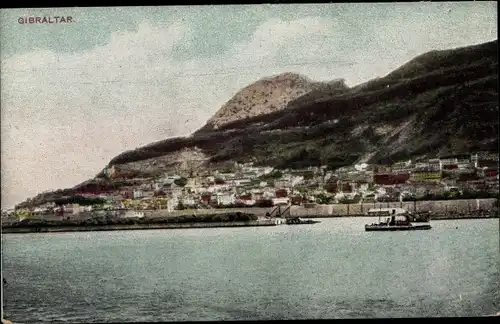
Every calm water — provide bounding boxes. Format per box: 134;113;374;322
2;218;499;322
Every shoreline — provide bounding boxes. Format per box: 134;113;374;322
1;220;277;234
2;214;497;234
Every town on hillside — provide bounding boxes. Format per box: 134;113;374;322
3;151;499;220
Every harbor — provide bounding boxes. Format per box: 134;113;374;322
2;199;497;234
3;217;499;322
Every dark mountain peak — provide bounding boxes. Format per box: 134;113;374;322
385;39;498;81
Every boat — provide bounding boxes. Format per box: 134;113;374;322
285;217;321;225
263;205;320;225
366;207;431;223
365;213;431;231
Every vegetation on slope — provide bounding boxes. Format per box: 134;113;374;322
104;40;497;171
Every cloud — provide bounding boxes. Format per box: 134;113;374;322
1;20;196;207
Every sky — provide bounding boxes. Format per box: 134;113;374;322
0;3;497;209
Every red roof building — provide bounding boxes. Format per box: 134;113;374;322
341;183;352;193
290;195;303;205
238;194;252;201
374;173;410;185
275;189;288;198
477;160;499;168
325;182;338;193
200;194;211;204
485;170;498;178
458;172;480;182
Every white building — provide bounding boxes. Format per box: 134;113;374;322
162;174;181;184
123;210;145;218
219;173;236;180
216;193;236;206
182;198;196;206
354;163;368;171
166;198;177;212
82;205;93;212
61;203;82;215
456;162;472;170
142;191;155;199
185;177;198;188
334;192;356;202
231;179;252;186
272;197;290;206
133;190;144;199
274;179;291;188
240;199;256;206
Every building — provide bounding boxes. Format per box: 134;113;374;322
478;168;499;178
476;159;499;169
200;194;211;205
354;163;369;171
374;173;410;185
341;182;353;193
274;179;291;188
230;178;252;187
485;169;498;177
325;181;338;193
275;189;288;198
123;211;145;218
61;203;81;215
215;193;235;206
272;197;290;206
441;159;459;170
457;172;480;182
182;198;196;206
439;153;471;166
236;194;256;206
290;195;304;205
391;164;413;174
410;170;441;181
251;191;265;201
133;189;144;199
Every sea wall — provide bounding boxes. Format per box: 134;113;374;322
289;198;498;218
5;199;497;225
2;220;277;234
163;199;497;218
143;207;274;218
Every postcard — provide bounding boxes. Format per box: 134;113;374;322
1;3;499;322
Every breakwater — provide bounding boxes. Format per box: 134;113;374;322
1;220;277;234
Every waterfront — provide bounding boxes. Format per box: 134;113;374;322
2;218;499;321
1;220;277;234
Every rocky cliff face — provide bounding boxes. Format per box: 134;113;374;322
199;72;348;132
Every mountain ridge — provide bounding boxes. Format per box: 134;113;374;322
16;39;499;206
104;39;499;173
